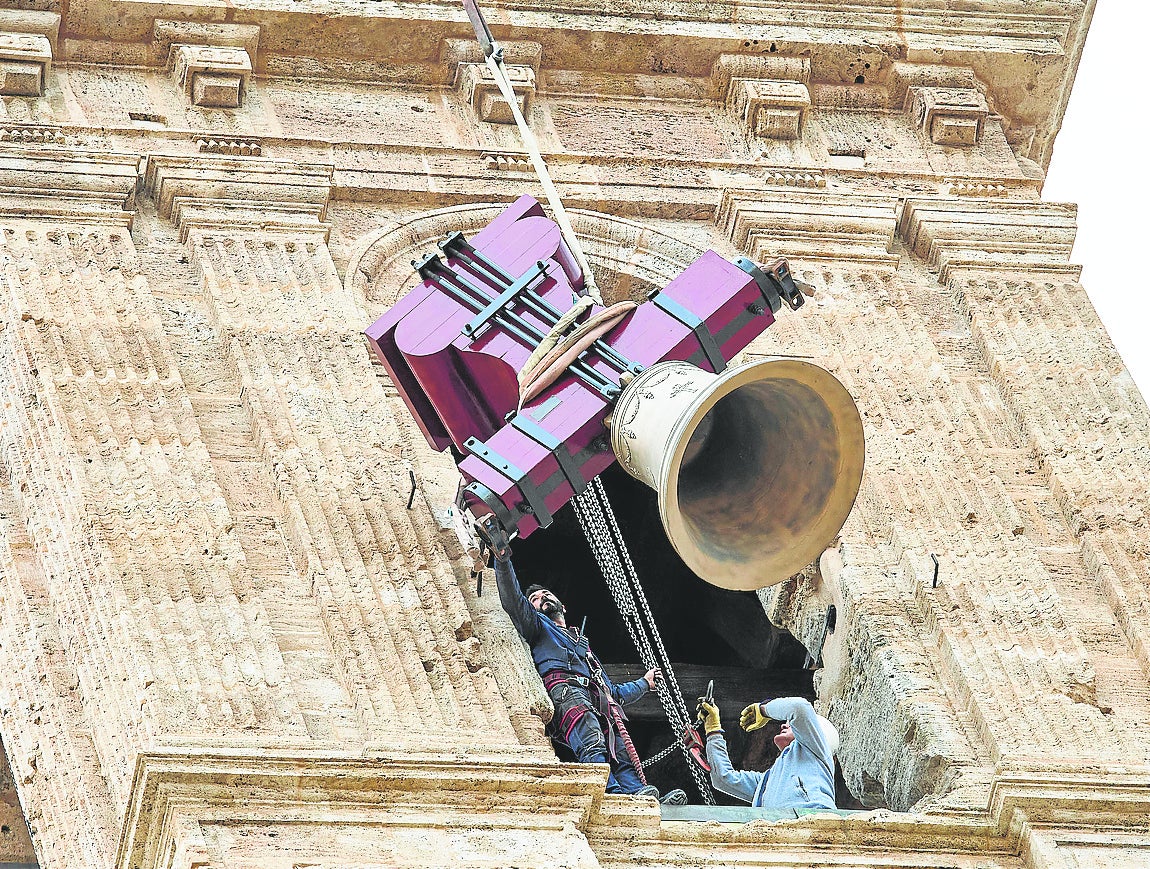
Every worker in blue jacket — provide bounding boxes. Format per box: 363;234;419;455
481;517;686;804
697;695;838;810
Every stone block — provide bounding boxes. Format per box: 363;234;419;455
0;33;51;96
173;44;252;108
728;78;810;140
457;62;535;124
907;85;989;146
192;72;241;108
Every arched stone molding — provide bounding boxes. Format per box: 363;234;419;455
345;202;706;316
344;203;712;746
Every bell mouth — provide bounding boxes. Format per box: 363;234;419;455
658;358;864;591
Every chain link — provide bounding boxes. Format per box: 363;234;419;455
573;477;716;804
640;740;679;770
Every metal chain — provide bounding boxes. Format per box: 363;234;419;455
573;478;716;804
640;740;679;770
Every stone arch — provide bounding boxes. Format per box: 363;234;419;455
345;202;706;315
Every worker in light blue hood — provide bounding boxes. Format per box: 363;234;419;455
697;695;838;810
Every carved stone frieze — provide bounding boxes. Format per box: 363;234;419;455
482;150;532;171
0;122;68;145
195;136;263;156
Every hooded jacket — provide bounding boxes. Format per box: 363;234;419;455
705;697;837;810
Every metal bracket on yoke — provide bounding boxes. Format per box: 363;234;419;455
510;413;586;495
464;436;554;528
803;604;837;670
414;251;443;280
648;290;727;373
735;256;806;312
462;480;518;532
463;260;550;337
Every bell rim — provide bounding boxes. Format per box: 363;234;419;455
656;357;865;591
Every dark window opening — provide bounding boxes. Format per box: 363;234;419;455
511;463;857;805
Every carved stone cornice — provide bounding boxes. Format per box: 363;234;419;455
0;149;139;225
718;188;899;269
53;0;1088;165
143;154;333;241
898;198;1079;281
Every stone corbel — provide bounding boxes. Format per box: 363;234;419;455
0;11;58;98
0;32;51;97
728;79;811;140
171;44;253;109
907;86;989;147
456;62;536;123
713;54;811;140
445;39;541;124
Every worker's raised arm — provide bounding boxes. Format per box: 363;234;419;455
479;517;542;643
493;557;541;643
705;731;765;803
763;697;836;772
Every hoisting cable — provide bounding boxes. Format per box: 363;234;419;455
462;0;602;305
573;478;717;804
461;0;706;801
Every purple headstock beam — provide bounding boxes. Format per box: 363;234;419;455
366;195;802;539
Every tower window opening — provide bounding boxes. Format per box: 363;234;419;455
509;463;859;805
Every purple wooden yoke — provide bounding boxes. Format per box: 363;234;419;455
366;195;796;539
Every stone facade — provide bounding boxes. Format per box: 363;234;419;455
0;1;1147;868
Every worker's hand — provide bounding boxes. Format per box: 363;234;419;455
475;515;511;562
739;702;771;732
643;668;664;690
696;697;722;735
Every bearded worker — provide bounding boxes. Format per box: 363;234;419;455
480;517;687;805
697;695;838;810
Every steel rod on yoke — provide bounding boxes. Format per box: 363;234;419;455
423;261;620;398
428;263;616;395
462;0;601;303
445;236;639;375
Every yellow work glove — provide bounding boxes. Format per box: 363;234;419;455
740;702;771;732
696;697;722;735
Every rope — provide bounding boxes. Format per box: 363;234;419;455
483;52;602;304
573;478;716;804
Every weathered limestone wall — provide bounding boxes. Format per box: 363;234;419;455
2;1;1149;868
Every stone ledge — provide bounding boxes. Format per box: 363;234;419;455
116;748;610;869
